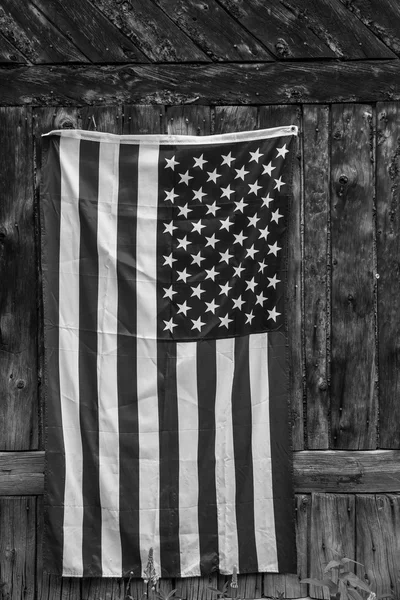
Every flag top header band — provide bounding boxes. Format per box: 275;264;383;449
42;125;298;145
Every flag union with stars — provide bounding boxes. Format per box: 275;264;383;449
156;133;295;340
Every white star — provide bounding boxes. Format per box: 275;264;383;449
205;266;218;281
262;161;276;176
191;220;206;234
233;264;245;277
179;170;193;185
268;242;281;256
234;231;246;245
255;292;267;306
221;152;235;166
276;144;289;159
207;169;222;184
165;156;179;170
177;301;191;316
164;188;178;203
274;177;285;191
248;214;260;227
258;225;270;240
245;310;255;324
219;249;233;264
193;154;207;169
234;198;247;213
271;209;283;224
163;286;176;300
219;314;233;328
235;165;249;180
220;185;234;200
220;217;233;231
163;318;177;332
163;253;176;267
248;180;262;195
192;187;207;202
258;259;267;273
177;268;189;283
232;295;245;310
268;307;281;321
191;251;205;266
205;234;218;249
249;148;263;163
219;281;232;296
205;299;219;314
164;221;177;235
191;317;205;331
262;194;274;208
177;236;191;251
191;284;205;299
206;201;220;216
178;203;192;218
246;245;257;259
246;277;256;292
268;274;281;289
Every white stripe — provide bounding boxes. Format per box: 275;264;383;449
97;141;122;576
215;337;238;573
136;143;161;578
44;125;298;145
249;333;278;571
58;136;83;576
176;342;201;577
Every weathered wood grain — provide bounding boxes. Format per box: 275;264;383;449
0;497;36;600
259;105;304;451
89;0;209;62
214;105;258;134
152;0;272;61
303;106;330;450
330;104;377;449
6;450;400;495
281;0;396;59
0;0;87;63
339;0;400;56
4;61;400;106
376;102;400;448
216;0;335;59
31;0;146;63
0;31;27;63
79;106;122;134
355;494;400;599
167;105;212;135
123;105;165;134
0;107;38;451
264;495;309;599
309;493;355;599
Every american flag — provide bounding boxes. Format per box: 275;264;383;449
41;126;297;579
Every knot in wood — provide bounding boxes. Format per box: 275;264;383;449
339;174;348;185
16;379;25;389
275;38;291;58
318;380;328;391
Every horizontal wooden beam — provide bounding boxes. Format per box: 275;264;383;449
1;60;400;105
2;450;400;495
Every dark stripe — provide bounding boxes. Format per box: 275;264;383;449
41;135;64;575
117;143;141;577
232;336;258;572
197;339;219;575
158;340;181;577
78;140;102;576
268;331;297;572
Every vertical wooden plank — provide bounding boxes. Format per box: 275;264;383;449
0;107;38;451
167;105;212;136
259;105;304;451
376;102;400;448
33;107;80;450
123;105;165;135
263;494;309;599
81;577;125;600
330;104;377;449
356;494;400;600
80;106;122;134
303;106;330;450
0;497;36;600
309;493;355;600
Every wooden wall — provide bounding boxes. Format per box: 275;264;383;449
1;102;400;599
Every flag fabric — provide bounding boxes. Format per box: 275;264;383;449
40;125;298;580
